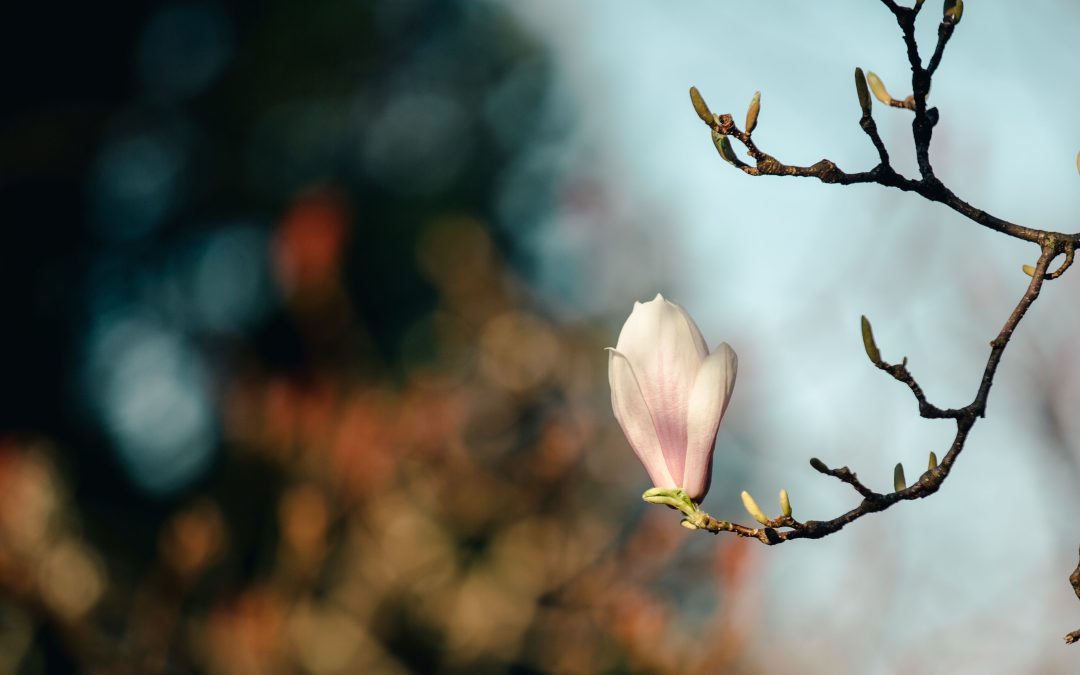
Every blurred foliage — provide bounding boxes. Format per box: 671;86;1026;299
0;1;757;673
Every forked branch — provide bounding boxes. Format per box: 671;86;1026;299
674;0;1080;643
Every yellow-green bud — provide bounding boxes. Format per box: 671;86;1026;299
928;451;938;470
741;490;770;525
690;86;713;124
779;489;792;517
866;72;892;105
1022;264;1036;278
894;463;907;492
745;91;761;134
861;315;882;365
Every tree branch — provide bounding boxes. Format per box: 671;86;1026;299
687;246;1056;544
678;1;1080;642
704;111;1079;247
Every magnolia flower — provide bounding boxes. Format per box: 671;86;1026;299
608;294;737;503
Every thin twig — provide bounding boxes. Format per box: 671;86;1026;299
879;358;960;419
705;113;1078;246
809;459;881;500
1046;245;1075;281
688;246;1056;545
927;22;956;76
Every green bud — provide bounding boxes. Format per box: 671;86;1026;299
712;131;739;165
866;72;892;105
894;463;907;492
779;489;792;517
745;91;761;134
809;457;829;473
861;315;882;365
690;86;713;124
680;520;698;530
1022;264;1036;278
741;490;770;525
854;67;871;114
928;451;938;470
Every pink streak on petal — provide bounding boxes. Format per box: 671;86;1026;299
682;342;737;502
614;294;704;484
608;348;676;489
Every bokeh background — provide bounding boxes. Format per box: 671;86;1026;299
2;1;1080;673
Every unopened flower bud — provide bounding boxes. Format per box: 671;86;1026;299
928;451;938;470
894;463;907;492
690;86;713;124
861;315;882;365
612;296;737;503
854;67;871;114
741;490;770;525
745;91;761;134
866;72;893;105
943;0;963;25
779;489;792;517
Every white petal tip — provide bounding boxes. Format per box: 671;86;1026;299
715;342;738;365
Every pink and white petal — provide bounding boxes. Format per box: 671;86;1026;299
613;294;666;360
615;295;705;376
608;348;676;488
614;294;703;479
672;302;708;361
682;342;738;502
